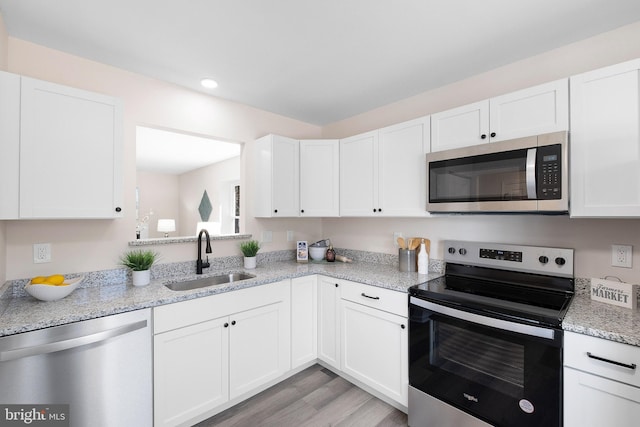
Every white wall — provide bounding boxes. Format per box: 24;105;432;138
4;37;324;280
320;21;640;282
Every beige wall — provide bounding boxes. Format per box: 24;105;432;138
178;156;241;236
320;21;640;282
136;171;180;238
4;38;323;280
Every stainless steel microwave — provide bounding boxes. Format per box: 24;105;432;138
426;131;568;213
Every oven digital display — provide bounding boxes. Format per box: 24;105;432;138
480;248;522;262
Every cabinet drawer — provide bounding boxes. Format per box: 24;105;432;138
340;280;407;317
564;331;640;387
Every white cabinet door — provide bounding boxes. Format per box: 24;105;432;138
340;299;408;407
564;368;640;427
317;276;341;369
430;101;489;152
154;317;230;427
254;134;300;217
229;301;291;399
378;117;430;216
299;139;340;216
339;130;379;216
489;79;568;143
0;71;20;219
291;276;318;369
431;79;568;152
19;76;123;218
570;59;640;217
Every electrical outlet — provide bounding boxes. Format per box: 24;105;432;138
262;230;273;243
33;243;52;263
611;244;632;268
286;231;294;242
394;232;403;246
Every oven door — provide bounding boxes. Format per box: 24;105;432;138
409;297;562;427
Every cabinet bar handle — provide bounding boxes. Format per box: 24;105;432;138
361;293;380;300
586;352;637;370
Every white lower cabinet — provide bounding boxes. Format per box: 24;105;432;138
340;299;408;407
564;331;640;427
153;280;291;427
317;275;341;369
291;276;318;369
319;276;408;407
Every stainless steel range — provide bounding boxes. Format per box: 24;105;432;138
408;240;574;427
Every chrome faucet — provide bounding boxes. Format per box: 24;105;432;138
196;229;212;274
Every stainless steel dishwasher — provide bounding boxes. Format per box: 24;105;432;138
0;308;152;426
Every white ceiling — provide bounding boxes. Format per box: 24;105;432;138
2;1;640;125
136;127;240;175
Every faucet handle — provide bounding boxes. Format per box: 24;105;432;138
202;256;210;269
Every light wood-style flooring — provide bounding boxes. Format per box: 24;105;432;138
195;364;408;427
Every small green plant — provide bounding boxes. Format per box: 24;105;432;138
240;240;260;257
119;249;158;271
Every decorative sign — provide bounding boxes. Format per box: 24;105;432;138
297;241;308;263
590;278;638;309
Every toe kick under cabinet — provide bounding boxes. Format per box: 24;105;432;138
564;331;640;427
153;280;291;427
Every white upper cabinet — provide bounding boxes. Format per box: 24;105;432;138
570;59;640;217
299;139;340;216
431;79;568;152
378;117;430;216
0;71;123;219
340;116;430;216
254;134;300;217
430;101;489;152
340;130;379;216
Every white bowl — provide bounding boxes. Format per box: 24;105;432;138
309;246;326;261
24;276;83;302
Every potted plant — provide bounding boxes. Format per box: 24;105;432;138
119;249;158;286
240;240;260;269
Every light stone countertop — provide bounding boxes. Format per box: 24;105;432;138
0;259;442;337
562;281;640;347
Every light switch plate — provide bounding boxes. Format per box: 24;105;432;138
262;230;273;243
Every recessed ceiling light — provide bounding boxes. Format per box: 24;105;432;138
200;78;218;89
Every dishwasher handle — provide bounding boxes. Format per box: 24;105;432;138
0;319;147;362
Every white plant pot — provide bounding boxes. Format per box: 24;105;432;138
244;256;257;269
132;269;151;287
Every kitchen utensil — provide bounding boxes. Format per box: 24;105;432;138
397;237;406;249
335;255;352;263
399;249;416;272
309;246;326;260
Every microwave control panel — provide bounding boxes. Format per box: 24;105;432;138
537;144;561;199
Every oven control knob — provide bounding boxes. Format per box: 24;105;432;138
539;256;549;264
448;247;456;254
459;248;467;255
555;257;566;266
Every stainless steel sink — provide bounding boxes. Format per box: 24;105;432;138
164;273;256;291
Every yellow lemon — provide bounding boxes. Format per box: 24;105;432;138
30;276;47;284
46;274;65;285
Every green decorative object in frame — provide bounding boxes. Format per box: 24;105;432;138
198;190;212;221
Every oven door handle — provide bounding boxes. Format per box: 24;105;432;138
526;147;537;199
410;297;555;340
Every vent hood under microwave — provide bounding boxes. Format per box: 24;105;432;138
426;131;568;214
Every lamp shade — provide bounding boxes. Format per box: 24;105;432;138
157;219;176;237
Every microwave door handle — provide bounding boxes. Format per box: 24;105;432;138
526;148;537;199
